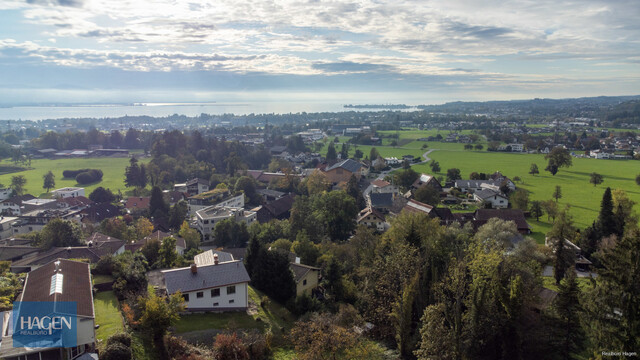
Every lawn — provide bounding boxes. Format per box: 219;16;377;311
411;149;640;230
174;286;295;335
0;157;148;197
92;274;114;285
94;291;124;345
541;276;594;292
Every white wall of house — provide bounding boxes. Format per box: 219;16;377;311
181;282;248;310
52;188;85;198
475;194;508;208
0;188;12;202
77;317;96;349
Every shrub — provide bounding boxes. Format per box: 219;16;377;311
106;332;132;348
101;342;132;360
63;168;103;184
213;333;250;360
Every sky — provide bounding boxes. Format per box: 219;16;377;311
0;0;639;105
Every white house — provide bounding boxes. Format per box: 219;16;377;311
196;206;257;241
473;189;509;208
162;260;250;311
52;187;85;198
357;207;387;232
0;188;12;202
187;190;244;215
370;180;398;194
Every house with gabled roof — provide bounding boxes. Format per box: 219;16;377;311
0;259;96;360
290;263;321;297
162;260;250;311
473;189;509;208
411;174;442;192
322;159;363;184
357;207;387;232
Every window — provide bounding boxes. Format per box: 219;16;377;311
227;285;236;295
211;288;220;297
303;279;307;286
196;292;203;298
213;302;219;306
204;220;209;224
229;299;235;304
183;294;189;302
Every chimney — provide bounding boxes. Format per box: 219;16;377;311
214;253;219;265
190;264;197;274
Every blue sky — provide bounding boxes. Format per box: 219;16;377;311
0;0;639;105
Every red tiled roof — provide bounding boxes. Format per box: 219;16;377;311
371;179;391;188
125;197;150;210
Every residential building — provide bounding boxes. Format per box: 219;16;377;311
322;159;363;184
187;189;244;215
255;193;295;223
195;206;257;241
473;189;509;208
370;180;398;194
162;260;250;311
174;178;209;196
124;196;151;213
368;192;394;213
126;230;187;255
10;235;124;273
1;194;36;216
454;179;503;193
0;216;18;239
194;249;234;266
291;263;321;296
0;259;96;360
52;187;85;199
80;203;120;224
357;207;387;232
0;188;12;202
12;208;82;235
21;198;58;213
411;174;443;192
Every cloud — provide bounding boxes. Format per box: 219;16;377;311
25;0;83;7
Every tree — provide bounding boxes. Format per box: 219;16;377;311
391;273;419;357
598;187;616;237
291;231;320;266
168;200;188;230
464;144;473;150
179;221;201;250
589;172;603;187
636;173;640;186
530;200;543;221
250;249;295;303
134;217;154;241
42;171;55;192
235;176;258;204
553;270;584;359
414;185;440;205
369;147;380;162
509;188;529;210
10;175;26;196
345;174;366;209
583;229;640;354
138;290;185;343
429;160;440;173
214;219;250;248
213;333;249;360
545;147;573;175
446;168;462;182
354;149;363;159
305;170;331;195
271;238;293;252
541;199;559;221
124;157;146;188
546;162;559;175
475;144;483;151
326;142;337;162
289;313;376;360
158;236;178;268
549;210;576;284
149;186;169;220
394;168;420;190
553;185;562;202
529;163;539;176
316;191;359;241
89;186;116;203
38;218;83;249
141;239;161;267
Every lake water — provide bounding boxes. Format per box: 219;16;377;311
0;102;420;121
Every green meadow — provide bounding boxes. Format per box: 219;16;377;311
0;157;148;197
412;149;640;231
325;129;640;235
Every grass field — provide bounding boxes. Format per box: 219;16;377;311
94;291;124;345
328;128;640;235
0;157;148;197
174;286;295;334
412;149;640;230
